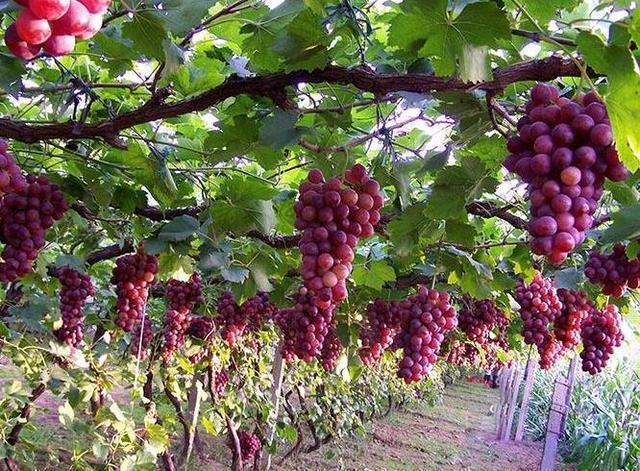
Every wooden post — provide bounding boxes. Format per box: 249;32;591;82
560;356;578;436
502;366;524;440
540;358;577;471
496;365;515;437
260;341;286;471
515;358;537;441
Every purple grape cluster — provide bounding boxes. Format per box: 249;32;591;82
358;298;405;365
53;267;94;347
504;84;628;265
240;291;277;332
585;244;640;297
580;304;623;374
130;315;153;358
111;248;158;332
0;175;68;281
320;326;343;371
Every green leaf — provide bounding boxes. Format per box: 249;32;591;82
154;0;216;36
158;216;200;242
522;0;580;27
554;268;583;289
259;111;305;149
122;12;168;60
600;204;640;243
388;204;437;257
0;55;25;95
389;0;510;75
445;220;477;247
221;265;250;283
351;260;396;291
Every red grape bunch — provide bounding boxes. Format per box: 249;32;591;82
0;141;26;197
278;288;334;363
111;248;158;332
457;297;506;346
294;164;383;309
233;430;261;462
537;335;565;370
187;315;216;341
514;272;563;349
130;315;153;359
166;273;204;310
554;289;592;350
211;369;228;398
0;174;68;282
160;307;191;364
580;304;623;374
397;287;458;384
217;291;246;346
320;326;343;371
53;267;94;347
504;84;628;265
240;291;277;332
358;299;405;365
5;0;110;59
585;244;640;297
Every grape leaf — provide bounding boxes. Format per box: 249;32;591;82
351;260;396;291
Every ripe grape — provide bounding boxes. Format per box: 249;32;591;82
580;304;623;374
53;267;94;347
397;287;457;384
538;334;564;370
295;165;383;308
514;271;562;352
504;83;629;264
358;299;405;365
111;248;158;332
29;0;70;21
16;10;52;45
554;289;591;349
4;24;41;60
217;291;246;346
0;174;68;282
458;297;507;346
130;315;153;358
42;34;75;56
585;244;634;297
320;326;342;371
278;288;334;362
160;307;191;364
187;315;216;341
233;430;261;462
51;0;90;36
211;369;228;398
240;291;277;332
166;273;203;310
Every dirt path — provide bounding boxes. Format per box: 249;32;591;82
280;381;550;471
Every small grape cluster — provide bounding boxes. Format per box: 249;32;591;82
504;83;628;265
555;289;591;350
580;304;623;374
295;164;383;308
130;315;153;359
53;266;94;347
585;244;640;297
234;430;261;462
458;297;506;346
166;273;204;310
187;315;216;341
397;287;457;384
279;288;334;363
111;248;158;332
240;291;277;332
358;299;405;365
6;0;109;60
0;142;26;197
217;291;246;346
320;327;343;371
515;272;562;347
0;174;68;282
160;307;191;364
537;335;565;370
443;339;476;367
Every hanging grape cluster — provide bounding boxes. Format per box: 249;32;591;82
580;304;623;374
358;298;405;365
294;165;383;309
6;0;109;59
211;369;228;399
130;315;153;359
53;267;94;347
217;291;245;346
514;272;564;368
0;142;26;197
111;248;158;332
187;315;216;341
585;244;640;297
234;430;261;462
396;287;457;384
0;175;68;282
278;288;334;362
458;297;507;346
555;289;592;350
320;326;343;371
160;274;204;364
240;291;277;332
504;84;628;265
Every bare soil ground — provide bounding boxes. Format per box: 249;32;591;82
278;382;556;471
